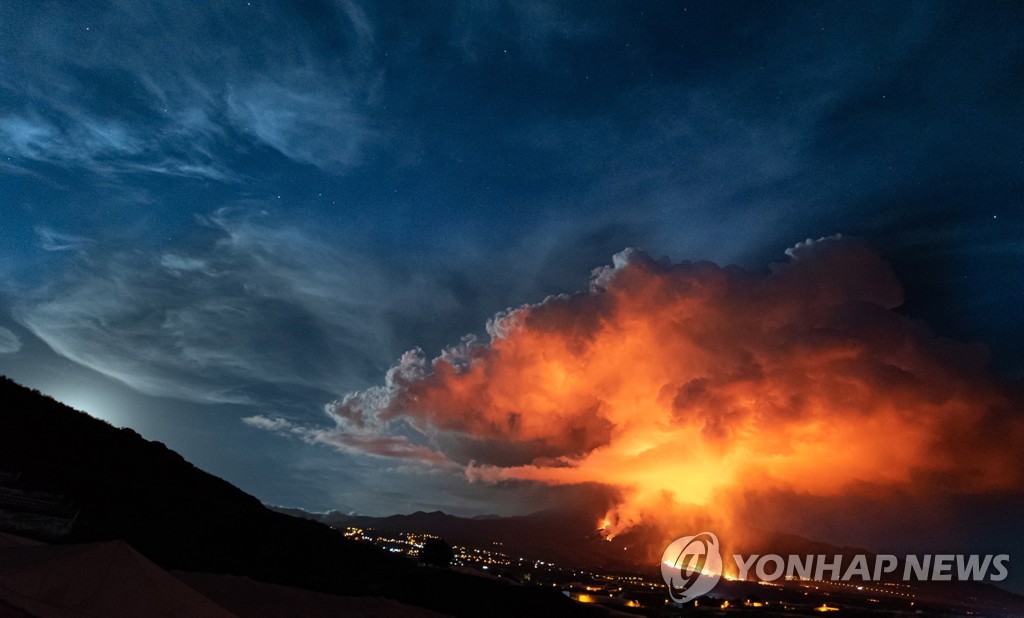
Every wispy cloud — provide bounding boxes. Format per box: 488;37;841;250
0;113;234;181
226;79;377;171
0;115;138;159
0;0;383;178
0;327;21;354
242;413;452;463
35;227;92;252
13;208;464;405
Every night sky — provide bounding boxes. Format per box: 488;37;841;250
1;0;1022;578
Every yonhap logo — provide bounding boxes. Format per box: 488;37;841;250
661;532;723;603
659;532;1011;605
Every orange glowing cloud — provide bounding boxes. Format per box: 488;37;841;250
326;235;1024;543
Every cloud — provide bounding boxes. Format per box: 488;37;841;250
242;415;297;432
35;227;92;252
302;236;1024;549
0;114;139;160
0;113;234;182
335;0;375;53
226;79;376;171
0;0;382;178
0;327;21;354
13;208;460;405
159;254;211;274
242;413;452;463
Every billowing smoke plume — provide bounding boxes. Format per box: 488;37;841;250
324;236;1024;550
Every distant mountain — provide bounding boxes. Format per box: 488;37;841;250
0;376;606;617
278;507;650;572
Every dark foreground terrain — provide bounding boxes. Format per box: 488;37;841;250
0;376;605;617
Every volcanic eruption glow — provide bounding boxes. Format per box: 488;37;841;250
325;236;1024;552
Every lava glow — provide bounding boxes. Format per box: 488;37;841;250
328;236;1024;550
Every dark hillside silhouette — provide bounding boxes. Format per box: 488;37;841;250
0;376;604;617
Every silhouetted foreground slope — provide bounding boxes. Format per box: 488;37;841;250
0;532;238;617
0;530;448;618
0;377;605;617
